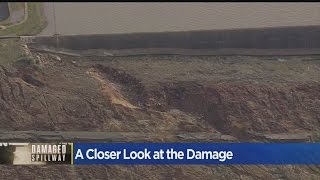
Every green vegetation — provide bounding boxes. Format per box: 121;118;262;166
0;3;25;26
0;3;47;36
15;56;34;66
14;55;42;71
10;2;25;12
0;3;46;65
0;39;25;65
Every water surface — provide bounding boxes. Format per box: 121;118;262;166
41;3;320;35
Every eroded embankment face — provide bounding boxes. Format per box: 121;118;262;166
0;54;213;133
88;58;320;139
0;54;320;137
1;53;320;178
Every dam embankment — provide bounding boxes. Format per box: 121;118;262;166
31;25;320;56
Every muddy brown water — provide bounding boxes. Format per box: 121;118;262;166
40;2;320;35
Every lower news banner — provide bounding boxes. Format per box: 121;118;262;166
73;143;320;165
2;143;320;165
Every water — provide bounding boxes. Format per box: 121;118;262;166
41;3;320;35
0;2;9;21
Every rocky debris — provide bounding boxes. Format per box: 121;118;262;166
20;44;31;56
48;54;61;62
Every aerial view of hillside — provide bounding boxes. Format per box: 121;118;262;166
0;2;320;179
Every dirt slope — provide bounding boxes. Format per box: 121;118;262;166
0;52;320;179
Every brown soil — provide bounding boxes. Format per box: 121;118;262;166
0;51;320;179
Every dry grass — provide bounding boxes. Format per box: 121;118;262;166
0;39;25;65
0;3;47;36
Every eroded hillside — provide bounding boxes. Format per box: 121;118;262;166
0;49;320;179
